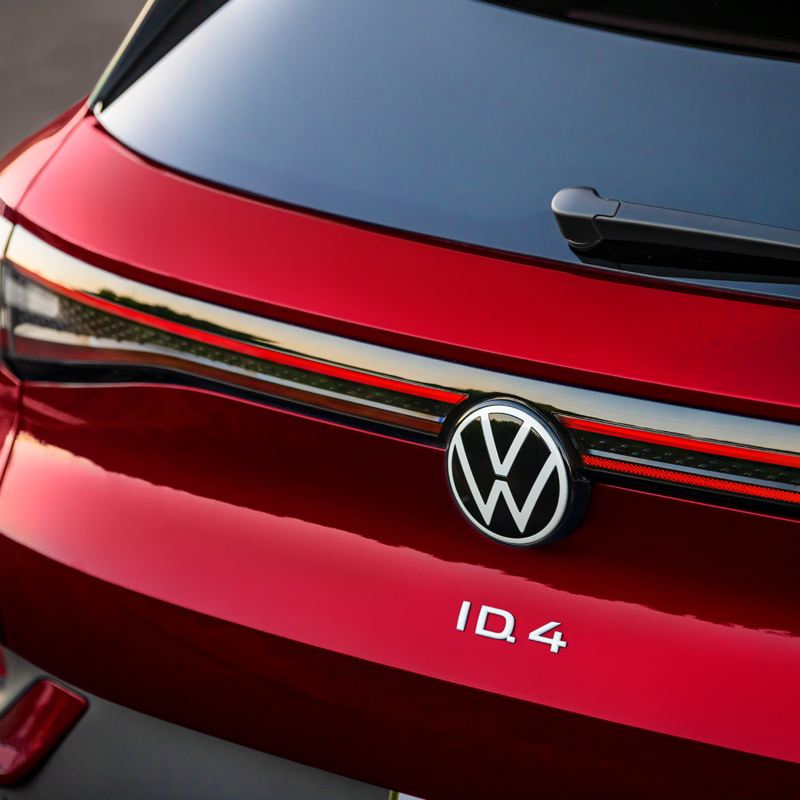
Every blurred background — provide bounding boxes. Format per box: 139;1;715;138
0;0;143;155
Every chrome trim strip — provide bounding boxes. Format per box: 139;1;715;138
559;413;800;466
12;324;443;425
7;225;800;455
6;228;459;401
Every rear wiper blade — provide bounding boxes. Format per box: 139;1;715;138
552;187;800;269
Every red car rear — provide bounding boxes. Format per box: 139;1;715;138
1;1;799;797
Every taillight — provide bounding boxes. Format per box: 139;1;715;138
0;677;87;786
2;226;466;436
561;415;800;508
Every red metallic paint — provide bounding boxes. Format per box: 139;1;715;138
0;363;20;497
0;384;798;797
13;117;800;424
0;101;86;217
0;116;799;797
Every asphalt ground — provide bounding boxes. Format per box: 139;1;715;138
0;0;144;156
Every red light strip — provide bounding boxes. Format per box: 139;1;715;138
15;266;467;406
582;455;800;504
561;415;800;470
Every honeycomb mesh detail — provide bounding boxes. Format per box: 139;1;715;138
12;285;453;420
572;429;800;487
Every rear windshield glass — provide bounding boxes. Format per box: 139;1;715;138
488;2;800;60
97;0;800;265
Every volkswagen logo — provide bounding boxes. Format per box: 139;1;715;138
446;400;588;546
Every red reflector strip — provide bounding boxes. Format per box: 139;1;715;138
582;454;800;505
0;680;87;786
561;415;800;471
14;265;467;407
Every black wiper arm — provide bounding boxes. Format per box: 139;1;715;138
552;187;800;264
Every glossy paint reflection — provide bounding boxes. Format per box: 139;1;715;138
0;384;798;786
16;119;800;424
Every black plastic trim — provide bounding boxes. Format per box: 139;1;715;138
552;187;800;267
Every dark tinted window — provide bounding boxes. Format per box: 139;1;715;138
98;0;800;266
488;2;800;60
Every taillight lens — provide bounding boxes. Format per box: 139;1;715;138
1;228;466;436
0;678;87;786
